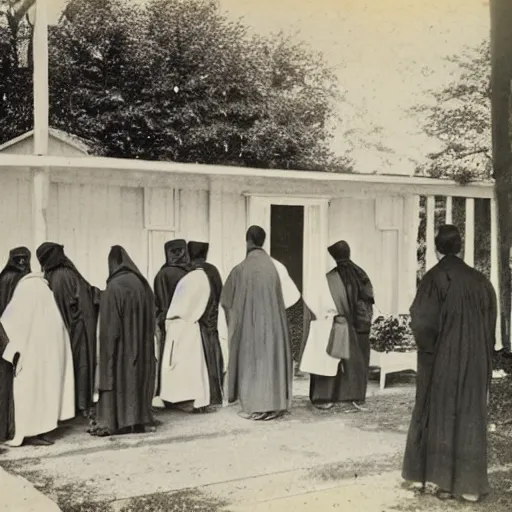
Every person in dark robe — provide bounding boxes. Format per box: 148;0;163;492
220;225;300;421
305;241;374;411
402;225;497;503
90;246;156;436
0;247;31;316
0;247;31;442
187;241;224;409
36;242;98;417
153;239;190;398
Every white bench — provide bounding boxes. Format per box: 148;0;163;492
370;349;417;390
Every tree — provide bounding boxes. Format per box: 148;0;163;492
413;41;492;185
44;0;351;171
0;0;34;143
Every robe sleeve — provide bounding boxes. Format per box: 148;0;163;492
409;270;441;354
154;272;168;326
271;258;301;309
50;270;84;339
98;284;123;391
220;266;238;316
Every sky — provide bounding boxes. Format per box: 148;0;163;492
45;0;491;175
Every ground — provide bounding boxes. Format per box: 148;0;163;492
1;370;512;512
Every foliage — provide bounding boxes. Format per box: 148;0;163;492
0;1;33;143
34;0;350;171
413;41;492;184
369;314;416;353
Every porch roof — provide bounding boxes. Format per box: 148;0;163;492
0;153;494;198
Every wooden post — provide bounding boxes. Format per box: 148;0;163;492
208;177;224;278
32;0;50;250
464;198;475;267
491;197;503;350
445;196;453;224
425;196;436;271
490;0;512;351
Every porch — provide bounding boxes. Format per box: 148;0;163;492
0;151;499;347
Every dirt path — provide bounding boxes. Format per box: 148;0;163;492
1;375;512;511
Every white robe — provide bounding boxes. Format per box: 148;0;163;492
271;258;301;309
300;273;341;377
1;273;75;446
159;269;211;408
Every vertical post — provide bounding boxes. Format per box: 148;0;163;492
491;197;503;350
208;178;224;278
32;0;50;250
490;0;512;351
464;198;475;267
445;196;453;224
425;196;436;271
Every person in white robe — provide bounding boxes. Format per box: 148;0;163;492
1;272;75;447
159;268;212;410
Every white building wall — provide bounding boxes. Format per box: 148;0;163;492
328;196;415;315
47;183;146;288
0;171;34;267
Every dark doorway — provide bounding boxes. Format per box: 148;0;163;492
270;205;304;363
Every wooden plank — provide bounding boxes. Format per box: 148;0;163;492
33;0;49;156
445;196;453;224
32;168;50;251
491;197;503;350
464;198;475;266
208;178;224;276
425;196;436;271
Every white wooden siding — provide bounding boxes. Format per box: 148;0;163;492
0;172;34;266
47;183;145;288
328;196;411;315
178;189;209;241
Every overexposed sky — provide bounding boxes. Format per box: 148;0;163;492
45;0;490;174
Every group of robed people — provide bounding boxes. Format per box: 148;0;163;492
0;222;498;503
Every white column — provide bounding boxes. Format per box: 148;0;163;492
32;0;50;252
208;178;224;277
445;196;453;224
425;196;436;271
401;195;420;312
33;0;49;156
490;197;503;350
32;167;50;250
464;198;475;266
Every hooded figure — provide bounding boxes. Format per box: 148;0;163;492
153;239;190;397
0;247;31;317
0;247;31;441
301;240;374;411
36;242;98;415
90;246;156;436
187;241;225;407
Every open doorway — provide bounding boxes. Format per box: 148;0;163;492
270;205;304;363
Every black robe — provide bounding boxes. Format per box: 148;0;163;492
307;263;374;404
96;246;156;432
195;261;224;406
402;255;497;497
37;243;98;413
0;322;14;442
0;247;30;442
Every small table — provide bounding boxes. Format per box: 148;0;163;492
370;349;417;390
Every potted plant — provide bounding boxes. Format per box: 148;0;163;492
369;314;417;389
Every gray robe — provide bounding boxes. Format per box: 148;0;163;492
221;248;293;414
